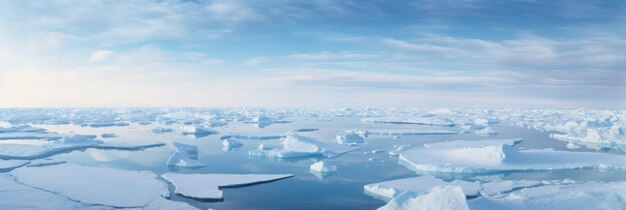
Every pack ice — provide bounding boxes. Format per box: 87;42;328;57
167;142;206;168
161;173;294;200
364;176;481;201
378;185;469;210
248;133;358;159
399;139;626;173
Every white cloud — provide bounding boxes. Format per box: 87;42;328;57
89;50;114;62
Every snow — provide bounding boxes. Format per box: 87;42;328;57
399;139;626;174
161;173;294;200
475;127;497;135
10;164;197;209
336;129;367;144
309;161;338;179
222;139;243;151
378;185;469;210
364;176;481;202
248;133;359;159
479;180;542;197
0;159;30;172
0;174;102;209
469;180;626;210
167;143;205;169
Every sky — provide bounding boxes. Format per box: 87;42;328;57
0;0;625;108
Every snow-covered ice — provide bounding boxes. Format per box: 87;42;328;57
161;173;294;200
364;176;481;201
399;139;626;174
378;185;469;210
10;164;196;209
0;159;30;172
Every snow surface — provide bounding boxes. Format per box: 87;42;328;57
364;176;481;201
161;173;294;200
10;164;196;209
378;185;469;210
399;139;626;173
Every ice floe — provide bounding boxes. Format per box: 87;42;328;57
0;174;103;209
248;133;358;159
336;129;367;144
151;127;174;133
181;125;218;138
362;117;455;127
220;134;284;140
366;129;457;136
378;185;469;210
475;126;497;135
10;164;196;209
294;128;319;132
161;173;294;200
100;133;118;138
399;139;626;174
309;161;338;179
364;176;481;201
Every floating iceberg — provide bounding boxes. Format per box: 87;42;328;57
364;176;481;202
475;127;497;135
222;139;243;151
378;185;469;210
399;139;626;174
161;173;294;200
362;117;455;127
167;143;205;168
249;133;358;159
10;164;196;209
0;159;30;172
181;125;218;138
309;161;338;179
336;129;367;144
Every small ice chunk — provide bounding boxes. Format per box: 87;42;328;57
310;161;338;173
389;144;412;156
336;129;367;144
161;173;294;200
222;139;243;151
181;125;218;135
364;176;481;201
372;150;385;154
378;185;469;210
100;133;118;138
249;133;358;159
0;159;30;172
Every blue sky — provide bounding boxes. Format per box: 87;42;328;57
0;0;624;108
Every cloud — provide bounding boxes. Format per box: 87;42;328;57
89;50;114;62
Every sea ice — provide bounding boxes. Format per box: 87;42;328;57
10;164;197;209
362;117;455;127
294;128;319;132
475;127;497;135
0;174;103;209
366;129;457;136
151;127;174;133
399;139;626;174
0;132;63;140
100;133;118;138
94;141;165;150
388;144;412;156
161;173;294;200
479;180;542;197
220;134;284;140
364;176;481;202
309;161;338;178
378;185;469;210
248;133;358;159
26;159;67;167
181;125;218;137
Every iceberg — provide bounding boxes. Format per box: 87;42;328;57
309;161;338;179
248;133;358;159
161;173;294;200
181;125;218;136
0;159;30;172
364;176;481;201
399;139;626;174
167;143;205;169
378;185;469;210
10;164;197;209
475;127;497;135
222;139;243;151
